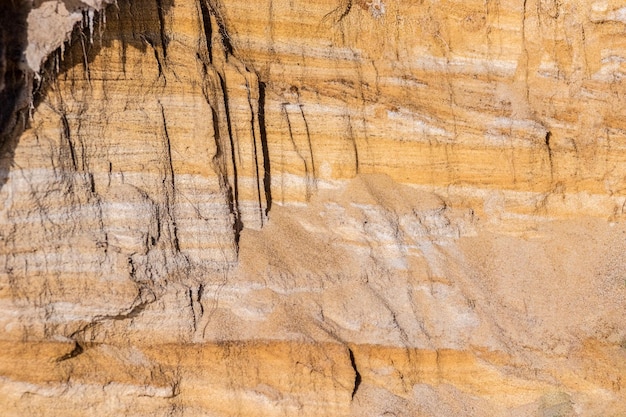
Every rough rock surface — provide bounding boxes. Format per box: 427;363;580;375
1;0;626;416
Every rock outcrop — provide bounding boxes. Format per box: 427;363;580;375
1;0;626;416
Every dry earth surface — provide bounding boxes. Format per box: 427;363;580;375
1;0;626;416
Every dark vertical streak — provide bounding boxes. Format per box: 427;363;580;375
217;20;234;57
197;283;204;316
545;130;553;180
299;104;316;200
199;0;213;64
258;81;272;215
79;34;91;84
298;104;316;179
348;347;361;399
156;0;169;60
138;34;163;79
159;102;180;252
88;173;95;193
282;105;301;164
60;113;77;170
188;287;197;331
346;114;359;175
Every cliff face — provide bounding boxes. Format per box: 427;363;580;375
1;1;626;416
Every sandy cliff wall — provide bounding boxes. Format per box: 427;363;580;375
1;0;626;416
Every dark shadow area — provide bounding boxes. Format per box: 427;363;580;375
0;0;32;191
0;0;174;194
34;0;174;107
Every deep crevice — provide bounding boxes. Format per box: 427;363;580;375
258;81;272;215
71;298;153;336
217;19;234;57
155;0;169;60
199;0;214;63
348;347;361;399
56;296;154;362
56;341;84;362
203;0;233;57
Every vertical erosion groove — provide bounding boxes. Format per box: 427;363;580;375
211;103;241;249
199;0;272;242
218;72;243;246
247;79;264;225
